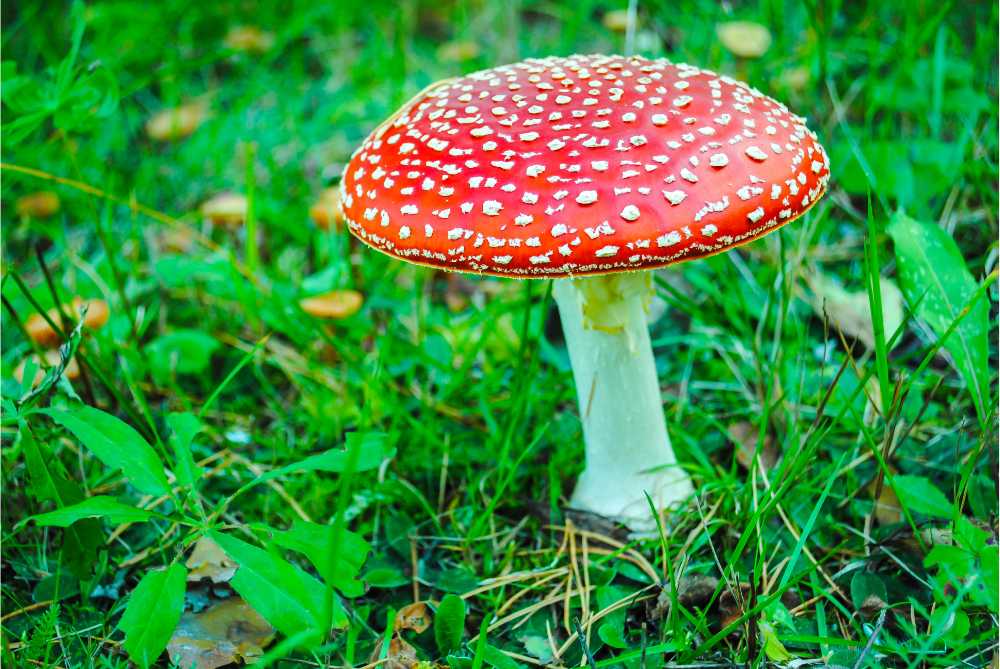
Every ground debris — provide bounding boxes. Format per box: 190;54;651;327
186;537;238;584
166;597;275;669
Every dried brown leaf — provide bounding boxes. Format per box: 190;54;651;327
867;477;902;526
395;602;431;634
186;537;237;584
809;273;904;351
727;421;777;471
166;597;274;669
370;635;419;669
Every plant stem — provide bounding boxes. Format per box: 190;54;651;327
552;273;693;531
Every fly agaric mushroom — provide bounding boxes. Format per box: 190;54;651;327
339;55;830;529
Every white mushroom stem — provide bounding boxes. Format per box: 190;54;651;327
552;272;693;532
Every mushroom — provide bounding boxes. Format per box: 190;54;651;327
339;55;830;530
25;297;110;348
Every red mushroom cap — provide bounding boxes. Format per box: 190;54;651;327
341;54;830;278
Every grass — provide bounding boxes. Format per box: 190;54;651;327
1;1;998;667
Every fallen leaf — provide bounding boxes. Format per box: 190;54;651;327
200;193;248;228
716;21;772;58
146;103;208;142
859;593;887;617
867;477;902;525
395;602;431;634
652;573;720;620
370;635;418;669
309;187;343;231
436;40;480;62
224;26;274;54
299;290;364;319
727;422;777;471
25;298;110;348
602;9;632;33
808;273;904;351
167;597;274;669
16;191;60;218
186;537;237;584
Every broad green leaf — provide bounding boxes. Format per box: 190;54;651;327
435;594;466;656
210;531;341;639
925;545;975;580
887;213;989;421
850;571;887;610
760;622;793;662
147;330;220;379
596;586;629;649
42;406;169;497
18;422;100;578
252;432;393;487
979;546;999;613
119;564;186;669
363;566;409;588
269;520;370;597
166;412;203;489
483;644;524;669
20;421;81;506
895;475;953;519
30;496;156;527
930;607;970;647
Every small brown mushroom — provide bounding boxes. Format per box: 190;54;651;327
437;40;480;62
716;21;773;59
308;188;343;231
224;26;274;54
602;9;632;33
146;102;208;142
24;298;110;348
15;350;80;388
16;191;61;219
299;290;363;319
200;193;249;228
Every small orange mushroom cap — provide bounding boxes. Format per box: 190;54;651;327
340;54;830;278
24;298;110;347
